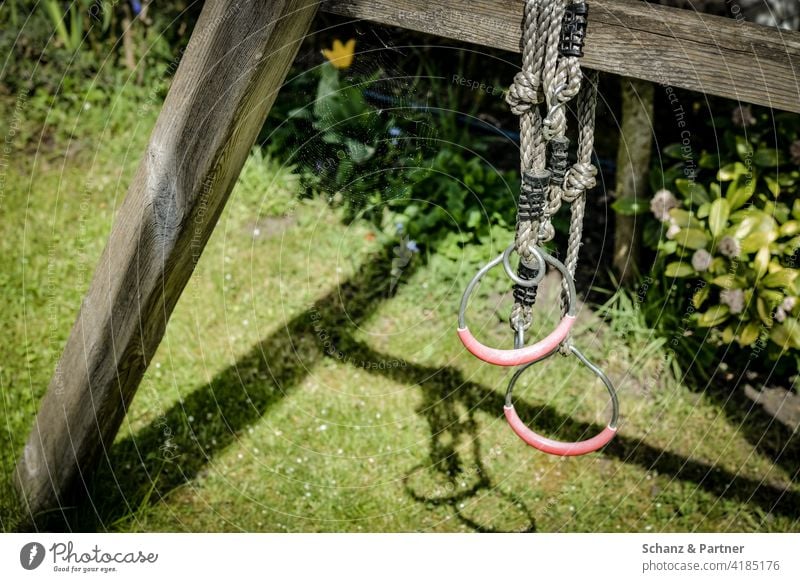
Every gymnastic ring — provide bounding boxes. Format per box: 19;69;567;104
502;244;546;287
503;344;619;456
457;244;577;367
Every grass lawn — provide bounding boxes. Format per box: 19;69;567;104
1;90;798;533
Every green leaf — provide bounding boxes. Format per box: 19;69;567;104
345;139;376;164
44;0;72;50
761;268;798;289
321;132;342;144
699;152;719;169
665;262;694;277
668;208;703;229
753;246;771;280
697;305;731;327
709;257;727;275
760;289;786;307
764;175;781;197
727;210;778;245
675;179;710;204
69;3;82;52
753;148;781;167
314;63;342;120
738;321;761;347
658;240;678;255
718;162;747;181
735;135;754;161
710;275;743;289
675;228;709;250
102;4;112;32
708;198;730;238
726;176;755;210
784;236;800;256
466;209;482;229
770;318;800;349
693;285;710;309
663;143;684;159
780;221;800;237
721;324;736;344
696;202;710;219
611;197;648;215
741;230;778;254
757;298;773;327
777;202;791;223
287;107;313;120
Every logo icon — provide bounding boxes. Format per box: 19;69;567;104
20;542;45;570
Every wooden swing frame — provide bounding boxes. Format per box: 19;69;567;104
15;0;800;521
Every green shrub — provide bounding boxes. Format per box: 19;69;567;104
642;107;800;370
1;1;193;143
266;56;519;255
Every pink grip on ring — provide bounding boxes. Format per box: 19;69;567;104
457;315;575;366
504;405;616;456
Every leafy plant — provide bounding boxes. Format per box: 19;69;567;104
265;49;519;254
640;107;800;370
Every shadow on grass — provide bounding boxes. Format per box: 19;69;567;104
708;363;799;485
38;244;799;531
349;341;800;524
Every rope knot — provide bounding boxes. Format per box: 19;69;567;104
510;303;533;332
506;71;543;115
538;221;556;242
562;162;597;201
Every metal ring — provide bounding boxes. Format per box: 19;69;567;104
502;244;546;288
550;82;569;100
457;245;578;367
458;244;577;330
514;325;525;350
502;343;619;456
544;83;570;123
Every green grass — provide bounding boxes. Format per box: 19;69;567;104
1;90;798;533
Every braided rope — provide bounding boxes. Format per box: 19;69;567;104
507;0;597;335
558;71;598;349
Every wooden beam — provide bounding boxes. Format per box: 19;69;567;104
613;78;655;285
321;0;800;114
15;0;319;521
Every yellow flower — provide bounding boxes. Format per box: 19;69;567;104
321;38;356;69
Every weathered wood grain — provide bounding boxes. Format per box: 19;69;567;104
15;0;319;520
321;0;800;113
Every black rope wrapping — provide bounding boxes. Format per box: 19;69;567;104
513;262;540;308
517;171;548;223
514;171;550;308
548;135;570;186
559;2;589;58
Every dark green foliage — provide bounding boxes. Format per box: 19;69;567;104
265;60;519;255
619;104;800;382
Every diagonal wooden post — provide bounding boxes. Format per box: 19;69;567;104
15;0;319;521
